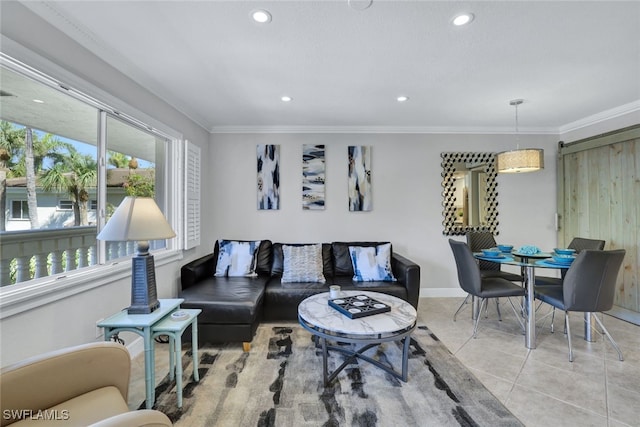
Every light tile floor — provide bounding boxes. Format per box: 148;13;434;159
129;297;640;426
419;297;640;427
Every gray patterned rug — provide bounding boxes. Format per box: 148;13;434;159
144;323;522;426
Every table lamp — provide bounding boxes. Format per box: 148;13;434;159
97;197;176;314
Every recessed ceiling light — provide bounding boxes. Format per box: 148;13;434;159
251;9;272;23
281;96;292;102
348;0;373;11
32;99;45;104
396;96;409;102
452;13;474;26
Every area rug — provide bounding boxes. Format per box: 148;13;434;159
143;323;523;426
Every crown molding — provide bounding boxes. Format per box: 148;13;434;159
559;100;640;135
209;125;558;135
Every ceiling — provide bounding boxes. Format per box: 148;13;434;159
17;1;640;133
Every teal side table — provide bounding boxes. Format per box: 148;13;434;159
98;298;183;409
151;308;201;408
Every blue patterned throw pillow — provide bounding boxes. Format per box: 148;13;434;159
349;243;396;282
215;240;262;277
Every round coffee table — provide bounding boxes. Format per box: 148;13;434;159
298;290;417;385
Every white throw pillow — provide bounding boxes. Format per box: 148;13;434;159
349;243;397;282
215;240;262;277
281;244;326;283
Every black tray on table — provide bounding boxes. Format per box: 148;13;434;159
328;294;391;319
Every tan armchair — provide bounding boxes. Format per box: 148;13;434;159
1;342;172;427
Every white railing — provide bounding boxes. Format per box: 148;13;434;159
0;228;164;286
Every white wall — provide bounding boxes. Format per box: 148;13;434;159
208;132;559;296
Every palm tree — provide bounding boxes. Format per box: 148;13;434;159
40;148;97;226
107;151;130;168
0;122;69;230
24;128;40;228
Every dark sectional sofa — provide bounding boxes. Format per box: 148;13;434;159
179;240;421;347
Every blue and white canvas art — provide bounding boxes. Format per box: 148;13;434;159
348;145;372;211
257;144;280;210
302;144;325;210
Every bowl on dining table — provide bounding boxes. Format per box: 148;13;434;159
497;244;513;253
554;248;576;255
482;248;502;258
551;254;576;264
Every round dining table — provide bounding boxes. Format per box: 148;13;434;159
474;251;570;349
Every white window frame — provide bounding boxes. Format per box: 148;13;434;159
57;200;73;211
10;200;29;220
0;48;186;319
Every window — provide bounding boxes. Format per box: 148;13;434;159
10;200;28;219
0;57;178;287
57;200;73;210
104;115;168;262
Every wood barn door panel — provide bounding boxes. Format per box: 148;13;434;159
560;128;639;321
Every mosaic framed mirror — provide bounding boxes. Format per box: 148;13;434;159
441;152;499;236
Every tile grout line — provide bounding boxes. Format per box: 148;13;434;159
503;348;531;407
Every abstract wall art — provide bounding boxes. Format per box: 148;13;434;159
302;144;326;210
257;144;280;210
348;145;372;211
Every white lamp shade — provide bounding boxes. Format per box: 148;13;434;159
97;197;176;241
496;149;544;173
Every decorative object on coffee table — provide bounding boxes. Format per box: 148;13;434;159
328;294;391;318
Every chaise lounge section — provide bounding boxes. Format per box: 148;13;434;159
180;240;420;347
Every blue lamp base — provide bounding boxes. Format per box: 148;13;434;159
128;254;160;314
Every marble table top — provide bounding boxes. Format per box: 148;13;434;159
298;290;417;336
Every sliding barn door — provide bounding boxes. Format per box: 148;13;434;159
558;126;640;323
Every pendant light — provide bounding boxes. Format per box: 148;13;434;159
496;99;544;173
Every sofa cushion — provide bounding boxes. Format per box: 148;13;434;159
332;241;392;276
213;240;273;276
271;243;333;277
281;244;326;283
180;276;267;324
349;243;396;281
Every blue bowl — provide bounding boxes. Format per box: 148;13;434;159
497;244;513;253
552;254;575;264
554;248;576;255
482;249;502;258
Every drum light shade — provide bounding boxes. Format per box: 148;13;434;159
97;197;176;314
496;149;544;173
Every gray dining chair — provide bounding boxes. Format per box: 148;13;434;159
534;249;626;362
449;239;525;337
457;232;523;321
535;237;606;287
535;237;606;331
466;231;523;282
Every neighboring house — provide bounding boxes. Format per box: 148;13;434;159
3;168;153;231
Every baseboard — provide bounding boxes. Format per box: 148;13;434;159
126;336;145;360
606;306;640;326
420;288;466;298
